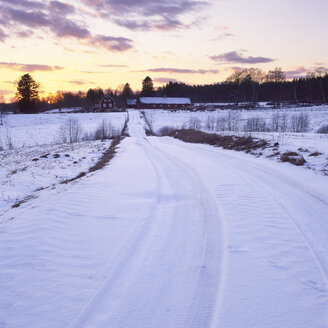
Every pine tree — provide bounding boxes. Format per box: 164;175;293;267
122;83;133;98
141;76;154;97
16;74;39;113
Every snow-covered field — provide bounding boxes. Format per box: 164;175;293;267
149;105;328;133
144;106;328;175
0;111;127;149
0;109;328;327
0;140;111;212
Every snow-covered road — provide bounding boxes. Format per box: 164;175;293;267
0;110;327;327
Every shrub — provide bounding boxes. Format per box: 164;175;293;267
290;112;310;133
57;117;83;143
270;112;289;132
157;126;176;136
280;151;306;166
317;124;328;134
243;117;268;132
227;111;241;132
185;117;202;130
93;120;120;140
215;116;228;131
205;116;216;131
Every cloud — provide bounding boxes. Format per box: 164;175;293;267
6;8;49;28
225;66;245;73
80;0;209;31
212;25;235;41
4;0;46;10
138;67;219;74
93;35;133;52
211;51;275;64
51;19;90;39
1;1;133;52
285;66;316;79
99;64;129;68
0;28;7;42
0;89;13;96
0;62;64;72
153;77;179;84
68;80;95;85
314;62;325;66
49;1;75;14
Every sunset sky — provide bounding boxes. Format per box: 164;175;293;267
0;0;327;101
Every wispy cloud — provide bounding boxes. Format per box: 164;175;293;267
211;25;235;41
81;0;209;31
99;64;129;68
0;62;64;72
0;89;13;96
211;51;275;64
0;28;7;42
153;77;179;83
93;35;133;52
68;80;95;85
137;67;219;74
0;1;133;52
225;66;245;73
285;66;316;79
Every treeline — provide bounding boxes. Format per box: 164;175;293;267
159;67;328;105
3;68;328;113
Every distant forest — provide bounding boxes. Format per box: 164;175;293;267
3;67;328;112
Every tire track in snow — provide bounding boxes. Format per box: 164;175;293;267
71;112;225;327
145;139;226;328
151;137;328;328
192;143;328;290
69;137;164;328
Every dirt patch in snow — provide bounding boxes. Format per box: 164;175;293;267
167;129;270;153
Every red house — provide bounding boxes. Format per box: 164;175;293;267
95;95;115;112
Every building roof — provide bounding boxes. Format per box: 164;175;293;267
139;97;191;105
127;99;137;105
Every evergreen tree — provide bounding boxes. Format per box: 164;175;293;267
86;88;104;106
122;83;133;98
141;76;154;96
16;74;39;113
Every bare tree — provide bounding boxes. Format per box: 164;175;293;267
57;117;83;143
315;67;328;103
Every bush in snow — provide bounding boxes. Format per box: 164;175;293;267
317;124;328;134
93;119;120;140
57;117;83;143
157;126;176;136
280;151;306;166
215;116;228;131
226;111;241;132
243;117;268;132
205;116;216;131
0;127;14;150
270;112;289;132
290;112;310;133
184;117;202;130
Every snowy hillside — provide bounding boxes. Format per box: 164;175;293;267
0;109;327;328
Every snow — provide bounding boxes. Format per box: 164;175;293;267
139;97;191;105
0;109;328;327
0;140;111;212
0;111;127;149
145;106;328;175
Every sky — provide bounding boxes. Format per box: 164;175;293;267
0;0;327;101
